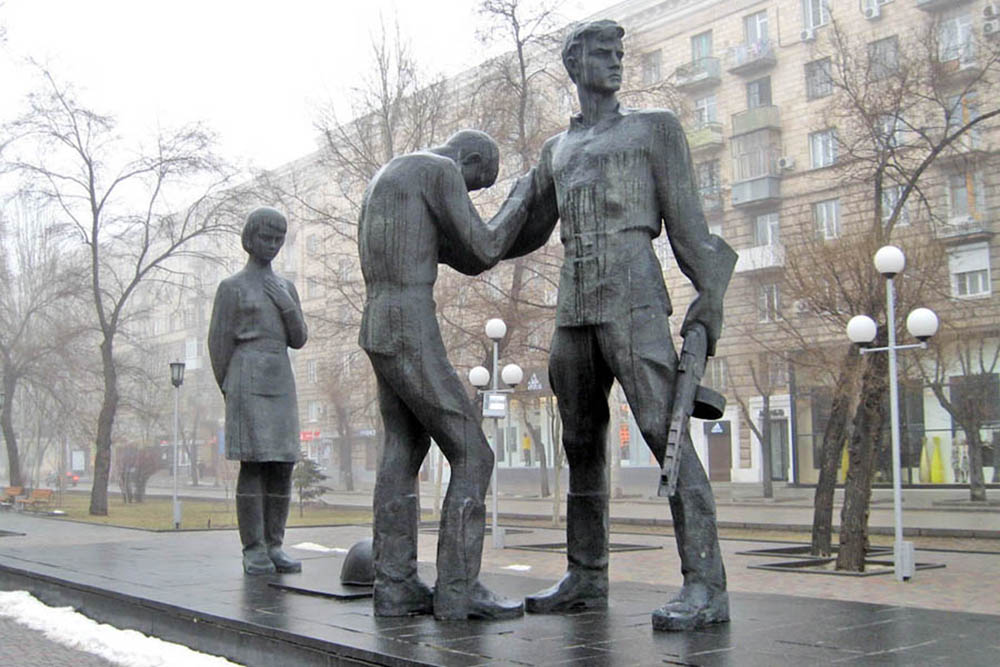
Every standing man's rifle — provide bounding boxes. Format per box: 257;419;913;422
657;323;725;497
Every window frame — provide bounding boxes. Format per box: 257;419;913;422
812;198;841;240
758;283;782;323
809;129;838;169
948;242;991;298
805;58;832;100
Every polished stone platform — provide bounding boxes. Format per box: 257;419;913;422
1;528;998;666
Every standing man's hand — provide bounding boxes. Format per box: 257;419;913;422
264;274;296;313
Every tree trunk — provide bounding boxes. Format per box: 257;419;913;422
760;394;774;499
1;376;24;488
967;428;986;501
836;350;887;571
547;396;563;527
811;352;858;556
336;403;355;492
993;439;999;484
519;398;549;497
90;338;118;516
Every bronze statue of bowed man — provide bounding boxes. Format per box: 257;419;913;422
357;130;535;620
209;207;309;576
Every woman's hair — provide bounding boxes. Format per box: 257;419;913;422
241;207;287;253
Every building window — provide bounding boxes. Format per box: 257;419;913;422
641;50;661;85
753;213;780;247
709;222;723;238
744;10;768;46
939;11;975;66
307;401;322;422
706;356;728;391
947;171;985;221
947;92;981;148
809;129;837;168
949;374;1000;423
881;184;909;226
877;113;905;148
695;160;721;195
306;277;321;299
948;243;991;298
758;283;781;323
306;234;319;255
694;94;717;126
691;30;713;61
812;199;840;240
762;354;788;388
306;359;318;384
732;129;780;182
805;58;832;99
868;35;899;80
802;0;829;30
746;77;772;109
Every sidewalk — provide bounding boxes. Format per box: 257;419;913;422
130;472;1000;538
2;511;999;665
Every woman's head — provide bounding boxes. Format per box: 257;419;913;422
241;207;288;262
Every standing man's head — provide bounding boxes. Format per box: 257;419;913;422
562;20;625;94
438;129;500;192
242;207;288;264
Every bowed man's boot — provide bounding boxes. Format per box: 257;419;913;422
373;494;433;616
433;498;523;620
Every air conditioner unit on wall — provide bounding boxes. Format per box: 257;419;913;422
985;3;999;19
801;28;816;42
986;19;1000;37
864;5;881;20
778;156;796;170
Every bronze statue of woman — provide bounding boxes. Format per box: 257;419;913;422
208;207;308;575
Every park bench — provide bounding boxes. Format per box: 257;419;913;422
21;488;54;511
1;486;23;510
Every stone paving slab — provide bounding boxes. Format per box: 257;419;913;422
2;520;999;666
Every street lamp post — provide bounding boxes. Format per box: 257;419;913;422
846;245;939;582
169;360;186;530
468;318;523;549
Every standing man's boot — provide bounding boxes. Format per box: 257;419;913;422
651;455;728;631
373;494;433;616
434;498;523;620
236;493;277;575
525;492;609;613
263;493;302;573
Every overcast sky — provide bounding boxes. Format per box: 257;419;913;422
0;0;611;172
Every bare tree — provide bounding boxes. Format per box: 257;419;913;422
919;331;1000;501
766;11;1000;569
0;199;87;487
0;66;243;515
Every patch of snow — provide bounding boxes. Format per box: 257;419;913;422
502;564;532;572
0;590;241;667
290;542;347;553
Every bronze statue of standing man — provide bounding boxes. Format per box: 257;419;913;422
505;20;737;631
209;207;308;575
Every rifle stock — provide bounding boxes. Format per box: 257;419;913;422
658;324;708;498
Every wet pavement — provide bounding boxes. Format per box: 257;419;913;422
1;511;999;665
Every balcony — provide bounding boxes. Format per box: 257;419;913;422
735;243;785;274
726;40;776;76
916;0;973;10
934;216;994;243
674;57;721;92
687;122;724;153
731;175;781;208
732;105;781;136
